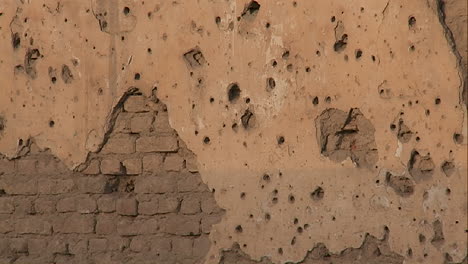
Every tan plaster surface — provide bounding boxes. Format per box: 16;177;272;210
0;0;467;263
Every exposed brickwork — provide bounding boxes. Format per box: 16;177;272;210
0;94;223;264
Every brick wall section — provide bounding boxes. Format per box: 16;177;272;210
0;94;224;264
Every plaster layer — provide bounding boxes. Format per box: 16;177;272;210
0;0;467;264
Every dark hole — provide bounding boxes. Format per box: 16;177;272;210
12;32;21;49
147;48;152;54
305;67;311;72
210;97;214;103
277;136;285;145
355;49;363;59
331;16;336;22
325;96;331;103
263;174;270;182
282;50;290;59
272;60;277;67
288;194;295;203
123;7;130;15
408;16;416;27
134;73;141;80
419;234;426;243
453;133;463;144
228;83;241;102
265;213;271;221
435;98;441;105
278;248;283;255
49;120;55;128
215;16;221;24
243;1;261;16
51;77;57;83
267;77;276;90
203;136;210;144
372;55;376;61
390;124;396;130
312;96;319;105
311;187;324;201
235;225;243;233
265;22;270;28
410;45;415;51
297;227;303;233
425;109;430;116
245;98;250;104
240;192;246;199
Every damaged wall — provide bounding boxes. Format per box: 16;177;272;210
0;0;467;264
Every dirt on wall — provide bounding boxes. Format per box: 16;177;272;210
0;0;467;264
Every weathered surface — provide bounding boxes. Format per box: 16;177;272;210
0;94;224;263
0;0;467;264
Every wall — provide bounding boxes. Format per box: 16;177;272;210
0;0;467;264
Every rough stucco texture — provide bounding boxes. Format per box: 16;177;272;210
0;0;467;264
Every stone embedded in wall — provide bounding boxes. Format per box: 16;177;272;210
0;93;223;263
315;108;378;168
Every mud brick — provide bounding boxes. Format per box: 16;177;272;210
36;157;63;175
138;218;160;234
193;235;211;258
185;154;199;173
76;176;110;194
101;134;136;154
49;238;68;254
124;95;149;112
0;198;14;214
96;214;116;235
150;237;171;257
129;237;150;252
38;179;74;194
117;218;139;236
56;214;95;234
14;197;34;215
16;159;37;174
164;154;185;172
97;197;115;213
180;196;200;215
100;159;124;175
142;154;163;172
77;196;97;213
163;215;200;235
82;159;100;175
28;238;49;255
130;113;154;133
10;238;28;253
154;112;175;133
34;197;56;214
114;112;132;133
68;239;88;255
171;237;193;257
123;158;142;175
108;237;130;252
201;214;222;234
200;193;222;214
138;199;158;215
178;172;206;192
89;238;107;253
116;198;138;216
1;177;37;195
135;175;176;194
0;159;15;174
136;135;178;153
0;218;13;233
15;217;52;235
56;197;76;212
157;196;179;213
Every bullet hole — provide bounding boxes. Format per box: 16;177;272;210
266;77;276;90
241;1;260;17
272;197;278;204
371;55;376;61
305;67;311;73
360;7;365;12
333;34;348;52
265;22;270;28
407;248;413;257
385;172;414;197
325;96;331;103
435;97;441;105
51;77;57;84
18;139;23;146
441;161;455;177
293;218;299;225
425;109;430;116
408;150;435;182
431;220;445;248
282;50;290;59
49;120;55;128
445;253;453;262
235;225;243;233
291;237;296;245
311;187;324;201
286;64;293;72
316;50;321;56
415;136;420;141
61;64;74;84
203;136;210;144
134;73;141;80
312;96;319;105
12;32;21;49
317;108;378;168
240;192;246;199
183;47;206;68
265;213;271;221
272;60;278;67
228;83;241;102
288;194;295;203
304;224;309;230
123;7;130;15
344;54;349;61
275;135;286;146
355;49;363;59
25;48;41;79
292;1;297;7
262;174;270;182
331;16;336;22
232;123;238;132
64;18;68;23
241;109;254;129
408;16;416;28
209;97;214;103
278;248;283;255
0;116;5;133
445;188;451;195
272;189;278;195
332;216;336;221
215;16;221;24
409;45;415;51
245;98;251;104
453;133;463;144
